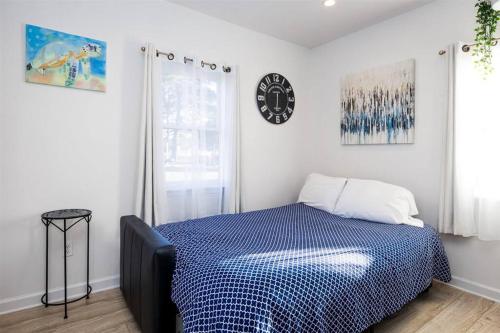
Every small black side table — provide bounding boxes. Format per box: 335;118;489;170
41;209;92;319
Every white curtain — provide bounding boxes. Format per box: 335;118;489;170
135;43;164;226
439;42;500;240
136;43;240;226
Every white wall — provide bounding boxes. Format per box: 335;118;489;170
307;0;500;299
0;4;6;310
0;0;311;312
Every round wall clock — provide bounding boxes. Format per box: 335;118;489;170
256;73;295;125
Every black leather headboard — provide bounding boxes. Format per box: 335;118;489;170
120;215;177;333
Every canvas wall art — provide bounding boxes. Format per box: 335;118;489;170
25;24;106;92
340;59;415;144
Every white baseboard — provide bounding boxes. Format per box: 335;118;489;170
2;274;498;316
0;275;120;315
448;276;500;303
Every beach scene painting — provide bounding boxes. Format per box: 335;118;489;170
25;24;106;92
340;59;415;144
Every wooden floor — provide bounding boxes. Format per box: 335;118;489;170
1;281;499;333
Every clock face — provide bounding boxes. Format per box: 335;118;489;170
256;73;295;125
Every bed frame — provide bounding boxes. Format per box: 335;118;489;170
120;215;178;333
120;215;432;333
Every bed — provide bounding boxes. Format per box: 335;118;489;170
120;203;451;333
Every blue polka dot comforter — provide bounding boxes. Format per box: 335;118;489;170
155;203;451;333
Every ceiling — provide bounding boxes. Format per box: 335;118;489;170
169;0;434;48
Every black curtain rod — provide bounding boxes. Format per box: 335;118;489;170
140;46;231;72
438;38;499;55
461;38;499;52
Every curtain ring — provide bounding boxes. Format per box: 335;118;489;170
223;66;231;73
167;53;174;60
201;61;217;70
184;56;193;64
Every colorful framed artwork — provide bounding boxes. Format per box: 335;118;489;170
340;59;415;144
25;24;106;92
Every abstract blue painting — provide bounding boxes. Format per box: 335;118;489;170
340;59;415;144
25;24;106;92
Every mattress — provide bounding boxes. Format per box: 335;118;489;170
155;203;451;333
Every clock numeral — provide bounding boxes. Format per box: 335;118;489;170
275;115;281;124
286;87;292;93
283;113;288;121
288;97;295;102
257;95;265;101
260;105;268;112
287;107;293;114
260;82;267;92
282;78;285;85
265;76;271;85
267;113;273;120
273;74;280;82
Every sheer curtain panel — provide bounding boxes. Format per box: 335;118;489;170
439;43;500;240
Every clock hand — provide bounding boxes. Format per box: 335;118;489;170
274;92;280;110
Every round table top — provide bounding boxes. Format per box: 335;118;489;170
41;209;92;220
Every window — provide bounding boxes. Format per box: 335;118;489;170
156;59;239;222
161;72;221;188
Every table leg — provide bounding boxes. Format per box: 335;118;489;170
86;218;90;299
63;219;67;319
45;220;49;307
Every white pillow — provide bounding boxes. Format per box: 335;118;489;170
298;173;347;214
333;178;423;227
